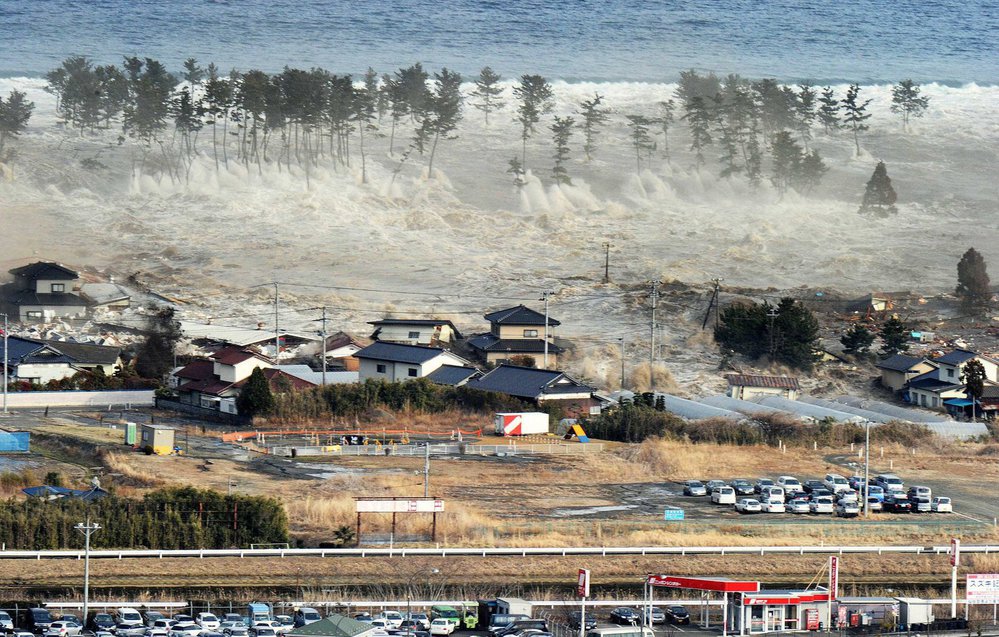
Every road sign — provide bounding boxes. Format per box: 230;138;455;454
577;568;590;597
966;574;999;604
664;507;685;521
356;499;444;512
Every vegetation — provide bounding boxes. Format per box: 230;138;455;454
963;359;987;416
890;79;930;131
841;83;872;155
859;161;898;217
0;89;34;157
879;316;910;355
840;323;875;356
549;115;574;184
956;247;992;311
470;66;504;125
512;74;554;167
714;297;820;370
236;367;276;417
578;94;608;162
134;307;181;381
0;486;288;550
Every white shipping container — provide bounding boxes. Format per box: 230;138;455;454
494;412;549;436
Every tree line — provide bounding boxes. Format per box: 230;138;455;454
0;486;288;550
16;56;932;197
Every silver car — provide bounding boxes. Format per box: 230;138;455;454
683;480;707;496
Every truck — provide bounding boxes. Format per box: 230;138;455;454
494;412;549;436
495;598;533;618
248;603;273;626
895;598;934;629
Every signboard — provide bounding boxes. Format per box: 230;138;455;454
664;507;685;521
356;499;445;513
838;605;848;628
646;575;760;593
966;574;999;604
829;556;839;600
577;568;590;597
805;610;820;631
951;538;961;567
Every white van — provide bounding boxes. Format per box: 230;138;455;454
117;610;144;625
711;486;736;505
823;473;850;493
760;486;785;502
586;627;655;637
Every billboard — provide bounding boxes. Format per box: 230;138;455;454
966;574;999;604
356;499;445;512
577;569;590;597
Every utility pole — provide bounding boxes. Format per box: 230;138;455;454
701;278;723;329
1;312;8;414
602;243;611;283
649;280;661;388
315;307;328;387
540;290;554;369
423;443;430;498
767;307;779;362
619;337;626;390
863;419;871;517
75;518;101;625
273;283;280;363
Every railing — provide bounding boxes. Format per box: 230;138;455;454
0;544;995;561
271;443;604;457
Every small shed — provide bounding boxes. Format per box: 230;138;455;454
140;424;176;455
726;374;800;400
287;615;379;637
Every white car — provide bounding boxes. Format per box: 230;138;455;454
430;619;455;636
866;497;883;512
735;498;762;513
810;496;835;514
197;615;221;631
368;620;392;632
788;498;811;514
377;612;403;630
836;501;860;518
711;486;736;504
249;629;276;637
171;626;203;637
932;496;953;512
761;498;786;513
273;618;294;634
837;489;859;504
407;614;431;631
823;473;850;493
776;476;803;495
45;622;83;637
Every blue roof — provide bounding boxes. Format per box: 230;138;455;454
22;486;109;500
944;399;975;407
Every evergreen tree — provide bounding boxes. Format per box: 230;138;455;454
714;298;820;370
123;58;176;143
550;115;574;185
744;116;763;187
770;131;802;196
955;247;992;310
682;96;713;168
859;161;898;217
795;84;817;149
0;90;34;155
578;93;608;161
879;316;909;355
841;83;872;156
470;66;504;125
351;83;377;184
507;156;525;189
625;114;655;172
890;79;929;131
182;58;205;90
752;79;795;141
236;367;275;417
657;99;675;163
840;323;875;355
794;150;828;194
96;64;129;129
396;63;431;123
962;360;986;419
423;68;463;177
512;74;554;166
49;56;102;132
674;69;721;110
817;86;839;133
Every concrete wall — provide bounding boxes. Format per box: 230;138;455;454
3;390;155;408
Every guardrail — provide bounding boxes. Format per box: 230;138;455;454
0;544;994;561
272;443;604;457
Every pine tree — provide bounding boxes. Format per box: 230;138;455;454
507;156;525;190
817;86;839;133
962;360;986;418
859;161;898;217
794;150;828;194
657;99;675;163
770;131;802;196
625;114;655;172
578;94;608;161
513;74;554;166
0;90;34;155
841;83;872;156
714;297;819;370
682;96;713;168
879;316;909;355
795;84;817;149
236;367;275;417
134;307;181;381
890;79;929;131
352;83;377;184
840;324;875;355
470;66;504;125
955;247;992;309
424;68;463;177
550;115;574;185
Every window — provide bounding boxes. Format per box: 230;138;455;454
408;331;420;339
376;364;387;373
408;368;418;377
523;329;538;337
947;368;955;378
51;283;65;292
26;311;42;319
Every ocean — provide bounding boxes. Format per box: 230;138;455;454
1;0;997;83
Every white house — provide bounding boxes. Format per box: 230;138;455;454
354;342;472;382
2;262;90;321
368;318;462;346
726;374;800;400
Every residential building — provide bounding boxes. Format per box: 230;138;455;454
468;304;562;368
322;331;369;371
876;354;937;393
466;364;598;417
930;349;999;385
2;336;122;385
368;318;462;346
354;342;472;382
425;365;480;387
905;349;999;411
1;262;90;321
726;374;801;400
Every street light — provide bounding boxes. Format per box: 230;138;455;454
1;311;8;414
75;518;101;626
406;568;440;637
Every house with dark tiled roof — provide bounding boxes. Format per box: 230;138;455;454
288;615;379;637
425;364;480;387
1;262;91;321
468;304;562;369
726;374;800;400
354;342;472;382
3;336;122;385
930;349;999;385
905;349;999;411
368;318;462;346
876;353;938;392
466;364;597;417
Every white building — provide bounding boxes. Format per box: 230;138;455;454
354;342;473;382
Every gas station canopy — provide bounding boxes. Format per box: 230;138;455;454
647;575;761;593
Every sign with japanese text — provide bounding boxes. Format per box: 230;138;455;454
966;574;999;604
577;568;590;597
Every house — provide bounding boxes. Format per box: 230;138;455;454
80;281;131;311
354;342;472;382
322;331;369;371
467;304;562;368
425;364;481;387
905;349;999;411
1;262;90;321
139;424;176;455
287;615;379;637
466;364;598;417
726;374;800;400
876;354;937;392
930;349;999;385
274;364;359;386
2;336;122;385
906;371;965;411
368;318;462;346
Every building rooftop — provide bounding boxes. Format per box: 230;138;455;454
354;341;450;365
876;353;928;372
726;374;800;390
484;304;560;327
467;364;592;400
9;261;80;280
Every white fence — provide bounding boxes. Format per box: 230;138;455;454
2;390;155;408
0;543;996;561
271;443;604;457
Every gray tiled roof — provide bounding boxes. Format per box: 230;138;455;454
9;261;79;280
876;354;927;372
935;349;979;366
467;333;564;354
354;341;448;364
43;340;121;366
467;364;592;400
484;304;560;326
426;365;480;386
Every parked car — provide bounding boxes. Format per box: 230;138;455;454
912;496;932;513
664;607;690;625
823;473;851;493
776;476;803;495
399;620;424;635
429;620;454;636
802;479;825;493
376;613;403;630
170;625;203;637
705;480;727;492
875;474;904;493
848;475;866;490
566;612;596;631
247;629;275;637
153;620;178;632
735;498;762;514
711;487;736;505
59;617;80;627
837;489;859;503
836;501;860;518
224;628;247;637
810;496;835;514
809;488;833;500
222;617;243;626
367;620;391;633
44;622;83;637
641;608;665;625
931;496;953;513
0;612;14;631
761;498;786;513
143;614;165;629
884;494;912;513
353;615;373;625
488;615;529;634
197;616;221;632
730;479;755;496
866;485;886;502
89;615;117;633
760;486;785;502
866;497;883;512
250;623;281;633
25;609;55;634
407;614;430;631
907;485;932;500
754;477;776;493
172;618;195;626
609;608;637;625
117;624;148;637
683;480;707;496
146;629;170;637
788;498;811;514
496;621;548;637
